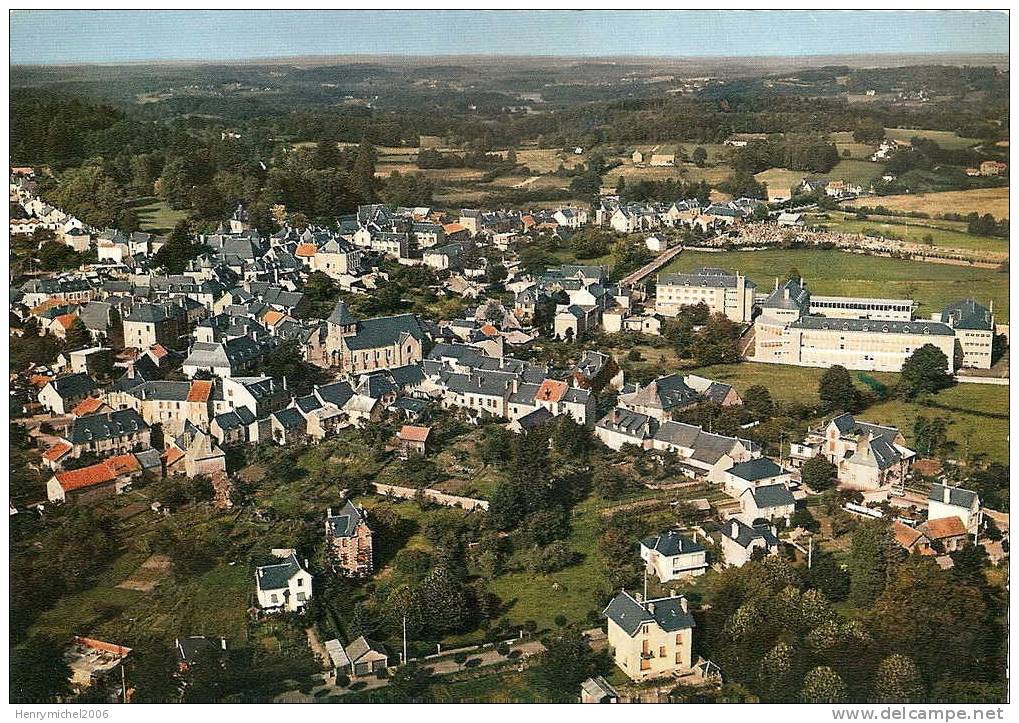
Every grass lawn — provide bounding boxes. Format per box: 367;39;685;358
661;248;1010;321
883;128;982;150
132;197;191;235
845;187;1010;220
829;159;885;186
486;496;611;633
686;362;898;407
811;212;1008;254
866;383;1009;464
831;133;879;160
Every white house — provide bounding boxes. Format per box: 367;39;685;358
720;518;781;568
254;552;313;613
721;457;792;498
927;484;981;535
639;531;708;581
739;484;796;524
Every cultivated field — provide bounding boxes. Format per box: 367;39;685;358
662;248;1010;321
846;187;1010;220
810;212;1008;254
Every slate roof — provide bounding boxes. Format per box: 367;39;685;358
255;553;304;591
344;314;424;351
68;410;148;445
939;299;993;331
596;408;656;437
929;484;979;509
763;278;810;311
720;518;780;548
640;530;705;556
659;267;749;289
602;591;695;637
326;500;369;537
727;457;786;482
791;317;955;336
272;407;306;430
46;372;98;400
745;484;795;509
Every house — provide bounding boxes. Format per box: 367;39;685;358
979;160;1007;176
777;212;804;227
46;453;143;505
919;516;969;553
789;413;915;492
595;408;657;450
631;150;645;165
652;421;760;481
344;636;389;677
739;484;795;524
324;639;351;681
254;552;313;613
182;337;266;378
719;518;781;567
649;154;676;167
721;457;792;497
396;424;431;457
890;520;933;556
38;373;99;414
59;347;113;376
935;299;995;370
580;676;619;703
325;501;374;577
645;235;669;253
640;531;708;580
123;303;183;350
271;407;307;445
618;374;702;421
656;268;756;323
176;636;227;672
927;484;981;535
603;590;694;681
65;409;151;459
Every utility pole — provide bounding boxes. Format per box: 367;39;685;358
121;661;127;704
402;615;408;665
807;535;813;569
643;568;648;602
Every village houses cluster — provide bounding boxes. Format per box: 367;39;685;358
10;162;995;695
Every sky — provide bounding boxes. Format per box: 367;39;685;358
9;10;1009;66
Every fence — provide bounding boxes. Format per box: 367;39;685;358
372;483;489;511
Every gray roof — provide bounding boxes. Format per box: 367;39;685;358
272;407;306;430
255;553;304;591
929;484;979;509
326;500;369;537
344;314;424;351
69;409;148;445
720;518;780;548
327;300;358;327
47;372;98;399
727;457;786;482
344;635;385;664
745;484;795;509
603;591;695;637
641;530;705;556
659;267;749;289
791;316;955;336
764;278;810;311
939;299;994;331
597;408;656;437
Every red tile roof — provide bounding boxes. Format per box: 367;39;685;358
535;379;568;403
104;454;141;476
263;310;285;327
148;344;170;360
187;380;213;403
921;516;968;540
54;313;77;331
72;397;105;416
162;447;185;466
295;243;317;257
442;222;467;235
398;425;431;443
53;454;142;493
42;441;72;463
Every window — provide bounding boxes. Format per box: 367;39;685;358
297;578;303;587
675;634;683;645
271;593;279;604
640;659;651;671
659;646;666;657
676;652;683;664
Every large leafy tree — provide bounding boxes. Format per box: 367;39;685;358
800;666;848;703
898;344;953;399
801;456;838;492
874;654;924;702
10;637;72;703
847;521;894;607
818;365;858;413
51;161;126;227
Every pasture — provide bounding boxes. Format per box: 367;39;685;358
883;128;982;150
662;248;1009;321
846;187;1010;220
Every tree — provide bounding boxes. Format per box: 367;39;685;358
806;550;850;602
692;146;708;167
757;642;797;702
801;456;838;492
742;385;775;420
532;627;600;699
11;636;72;702
411;567;470;636
691;313;742;366
351;137;377;202
848;521;893;607
899;344;953;399
818;365;858;413
874;654;924;702
129;639;181;703
51;162;125;227
913;415;949;456
63;317;92;351
38;240;81;271
800;666;848;703
151;219;207;274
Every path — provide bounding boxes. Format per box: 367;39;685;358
619;244;684;287
512;176;539;189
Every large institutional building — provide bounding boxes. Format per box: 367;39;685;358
752;277;995;373
655;267;756;322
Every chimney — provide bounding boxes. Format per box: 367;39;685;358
220;637;227;651
774;277;779;291
771;525;778;537
731;521;739;538
784;287;790;300
670;589;677;598
943;486;951;504
327;507;332;518
680;597;689;614
648;602;655;615
304;558;309;569
635;592;643;603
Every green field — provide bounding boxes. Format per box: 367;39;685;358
662;249;1009;321
811;212;1009;254
884;128;982;150
754;167;805;193
866;383;1009;464
829;159;885;186
132;197;192;235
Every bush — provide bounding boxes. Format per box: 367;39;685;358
349;681;367;691
496;642;510;656
335;674;350;688
508;649;522;660
376;668;389;680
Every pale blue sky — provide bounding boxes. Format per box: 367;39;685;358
9;10;1009;66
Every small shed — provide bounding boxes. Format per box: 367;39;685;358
396;425;431;458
